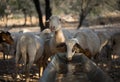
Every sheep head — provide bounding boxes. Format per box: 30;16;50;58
0;31;14;44
41;28;53;41
57;38;86;61
49;15;62;32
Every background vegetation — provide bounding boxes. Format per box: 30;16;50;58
0;0;120;30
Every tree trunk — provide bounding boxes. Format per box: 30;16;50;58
29;13;33;25
77;7;92;29
45;0;52;28
32;0;45;31
77;9;86;29
22;9;27;25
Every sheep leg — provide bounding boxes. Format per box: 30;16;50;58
38;60;49;77
25;64;30;82
25;59;35;82
36;61;42;77
25;51;36;82
15;53;22;81
40;63;43;77
3;53;5;60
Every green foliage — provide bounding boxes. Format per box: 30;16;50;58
0;0;37;19
52;0;119;16
0;0;119;20
0;0;7;17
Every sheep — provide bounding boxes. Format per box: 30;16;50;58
49;15;73;55
0;30;14;60
57;28;101;60
9;31;23;56
38;15;73;71
15;29;52;82
92;32;120;76
37;28;53;76
99;32;120;60
36;15;76;76
10;30;39;56
0;43;10;60
95;31;112;46
39;53;113;82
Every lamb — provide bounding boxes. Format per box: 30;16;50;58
15;29;52;82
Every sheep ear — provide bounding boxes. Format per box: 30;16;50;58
74;43;81;49
73;43;84;53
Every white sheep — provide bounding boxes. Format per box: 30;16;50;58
9;31;23;56
75;28;101;58
57;28;101;60
95;30;113;47
36;16;74;74
48;15;101;60
15;29;52;82
49;15;73;54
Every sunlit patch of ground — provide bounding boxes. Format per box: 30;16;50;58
0;16;39;27
0;52;13;60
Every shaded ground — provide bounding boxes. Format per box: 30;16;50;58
0;52;120;82
0;54;39;82
0;24;41;82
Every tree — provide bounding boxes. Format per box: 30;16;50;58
77;0;100;28
0;0;10;27
32;0;52;31
16;0;35;25
77;0;118;28
45;0;52;28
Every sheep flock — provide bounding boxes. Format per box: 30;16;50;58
0;15;120;82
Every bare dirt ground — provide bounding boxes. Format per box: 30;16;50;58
0;18;120;82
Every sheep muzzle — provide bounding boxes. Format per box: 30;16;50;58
50;26;55;32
